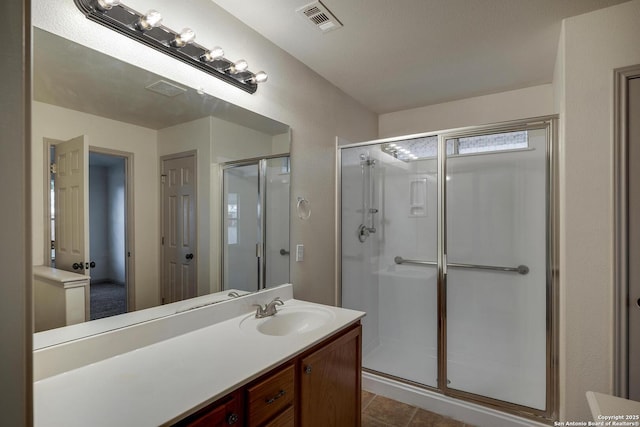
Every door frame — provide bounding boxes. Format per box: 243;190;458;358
614;64;640;398
159;150;198;305
44;140;136;311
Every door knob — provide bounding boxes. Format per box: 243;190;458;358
185;253;194;260
72;263;83;270
90;261;96;268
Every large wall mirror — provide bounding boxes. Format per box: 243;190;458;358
32;27;291;344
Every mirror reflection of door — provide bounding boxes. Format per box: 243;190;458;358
264;156;291;288
222;156;290;293
50;138;131;320
161;152;197;304
52;136;89;277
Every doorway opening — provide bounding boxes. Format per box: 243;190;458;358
47;141;134;321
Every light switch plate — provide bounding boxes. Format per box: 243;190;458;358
296;244;304;262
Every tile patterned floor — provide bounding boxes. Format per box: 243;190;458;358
362;390;474;427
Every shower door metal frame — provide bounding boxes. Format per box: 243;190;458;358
221;153;291;292
337;115;559;422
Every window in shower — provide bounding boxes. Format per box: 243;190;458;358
227;193;238;245
380;131;529;162
450;130;529;154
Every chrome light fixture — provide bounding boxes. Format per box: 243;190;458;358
76;0;267;94
95;0;120;11
137;10;162;31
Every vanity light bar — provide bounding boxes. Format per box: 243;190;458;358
74;0;268;94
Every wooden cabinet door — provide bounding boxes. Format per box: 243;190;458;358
176;390;243;427
300;325;362;427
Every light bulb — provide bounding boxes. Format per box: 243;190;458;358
230;59;248;73
96;0;120;11
250;71;268;84
200;47;224;62
138;10;163;31
173;28;195;47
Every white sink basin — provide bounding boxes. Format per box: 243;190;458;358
240;306;335;336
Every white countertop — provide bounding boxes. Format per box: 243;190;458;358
586;391;640;421
33;288;251;350
34;286;364;426
33;265;90;284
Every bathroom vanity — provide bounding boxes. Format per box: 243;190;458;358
176;323;361;426
33;284;364;426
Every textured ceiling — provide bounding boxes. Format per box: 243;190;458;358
33;28;289;134
213;0;630;113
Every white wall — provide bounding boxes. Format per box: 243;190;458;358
32;101;160;310
555;0;640;420
88;160;126;283
89;166;110;281
379;84;554;138
0;1;31;424
210;116;276;163
107;161;126;283
33;0;378;305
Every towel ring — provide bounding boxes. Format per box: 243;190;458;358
297;197;311;220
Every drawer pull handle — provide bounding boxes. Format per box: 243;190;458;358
265;389;286;404
226;412;239;425
304;365;312;375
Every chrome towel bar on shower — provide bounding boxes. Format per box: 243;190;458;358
393;256;529;275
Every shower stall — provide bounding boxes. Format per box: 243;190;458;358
339;117;557;423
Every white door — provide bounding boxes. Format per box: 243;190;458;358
54;135;90;276
161;153;197;304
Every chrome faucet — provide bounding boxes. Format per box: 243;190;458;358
253;297;284;318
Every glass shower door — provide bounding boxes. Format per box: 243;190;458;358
444;128;548;410
223;163;260;292
223;157;291;292
264;156;291;288
341;139;439;388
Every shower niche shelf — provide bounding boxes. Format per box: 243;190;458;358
409;178;428;217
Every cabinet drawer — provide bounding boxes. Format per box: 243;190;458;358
174;390;243;427
264;405;294;427
247;364;295;427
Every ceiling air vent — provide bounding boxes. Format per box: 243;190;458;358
145;80;187;97
296;1;343;33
